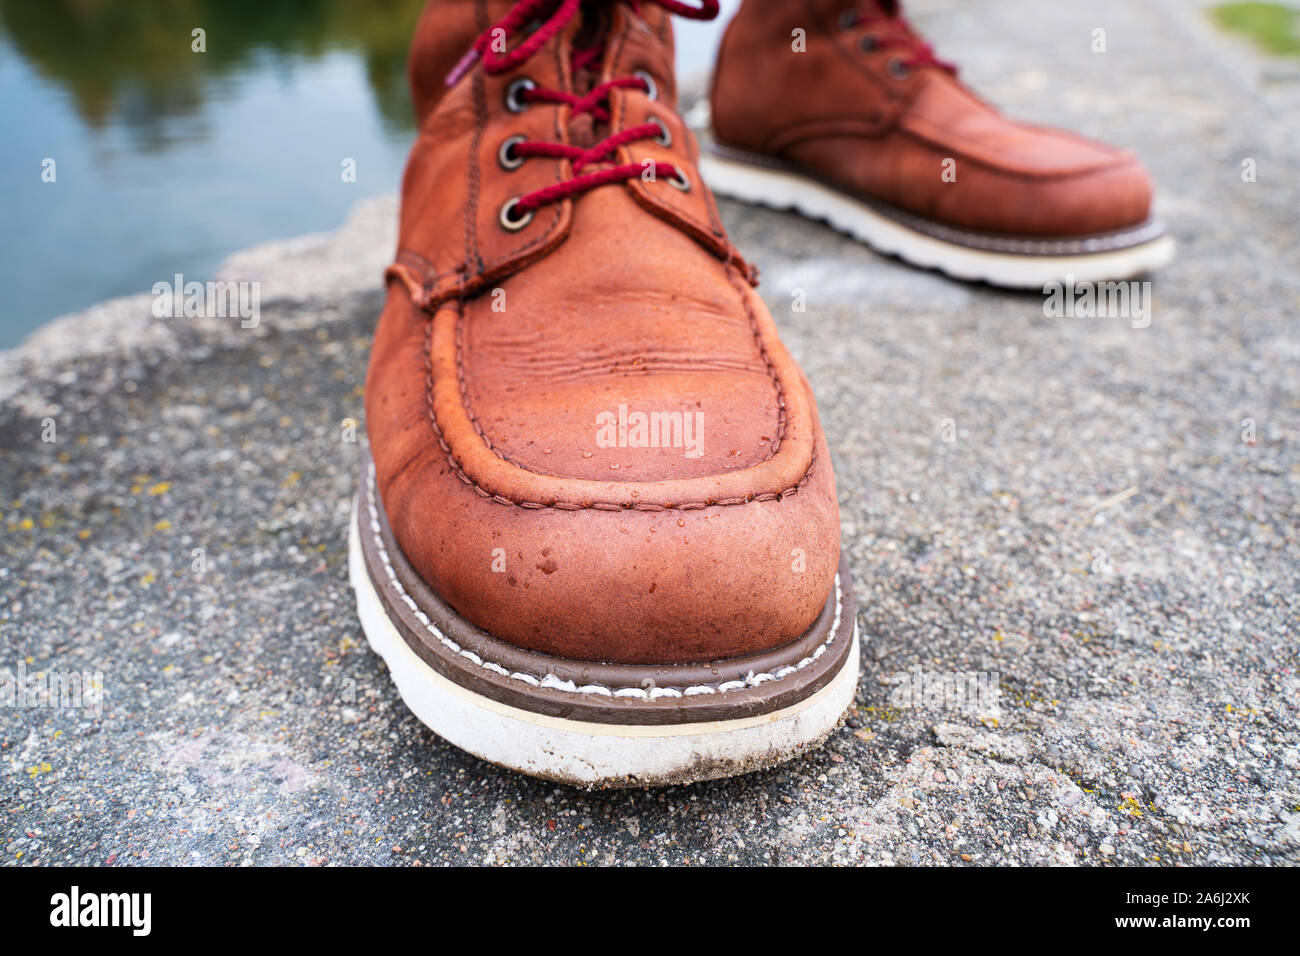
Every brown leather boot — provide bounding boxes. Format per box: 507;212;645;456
704;0;1174;287
350;0;858;788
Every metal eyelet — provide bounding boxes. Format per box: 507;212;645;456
498;135;527;171
666;168;691;192
838;9;860;30
504;77;535;113
858;34;877;54
887;57;912;80
633;69;658;101
499;197;534;231
648;116;672;148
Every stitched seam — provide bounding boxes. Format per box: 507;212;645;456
900;216;1164;255
467;0;489;272
898;122;1135;182
764;114;891;152
394;251;446;297
397;248;439;274
626;134;720;238
424;314;814;510
609;2;633;80
454;302;533;471
691;99;728;240
476;32;569;271
450;266;785;473
607;17;725;244
365;460;844;697
729;265;785;463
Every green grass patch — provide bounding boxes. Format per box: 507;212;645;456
1211;2;1300;56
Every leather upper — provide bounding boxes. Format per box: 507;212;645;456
367;0;842;665
710;0;1155;237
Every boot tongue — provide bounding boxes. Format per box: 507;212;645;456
564;1;614;149
568;113;600;149
571;0;611;69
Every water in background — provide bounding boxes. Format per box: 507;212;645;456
0;0;732;348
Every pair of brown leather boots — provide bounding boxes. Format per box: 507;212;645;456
349;0;1171;787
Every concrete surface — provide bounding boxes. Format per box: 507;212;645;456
2;0;1298;865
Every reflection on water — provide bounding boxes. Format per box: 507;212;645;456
0;0;425;345
1;0;424;144
0;0;729;346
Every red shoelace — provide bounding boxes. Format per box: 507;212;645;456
446;0;719;224
842;1;956;74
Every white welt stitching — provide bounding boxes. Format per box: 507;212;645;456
710;144;1168;255
364;463;846;699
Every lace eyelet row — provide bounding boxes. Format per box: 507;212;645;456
494;67;685;231
505;70;659;115
839;7;913;79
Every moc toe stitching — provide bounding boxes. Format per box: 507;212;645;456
426;275;813;511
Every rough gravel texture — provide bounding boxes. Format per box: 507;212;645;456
2;0;1297;866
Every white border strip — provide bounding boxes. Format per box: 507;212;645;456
699;153;1175;288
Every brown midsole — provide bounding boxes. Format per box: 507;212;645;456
709;141;1167;257
356;462;857;726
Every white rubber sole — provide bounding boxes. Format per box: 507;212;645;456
348;506;861;788
699;153;1175;288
